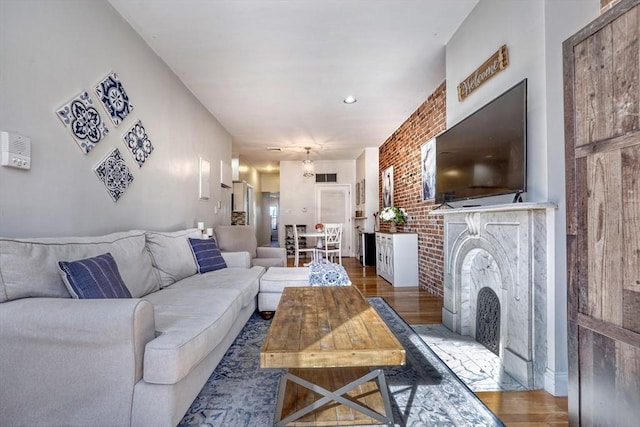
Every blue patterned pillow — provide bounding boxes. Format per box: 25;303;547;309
58;252;132;299
188;238;227;273
308;259;351;286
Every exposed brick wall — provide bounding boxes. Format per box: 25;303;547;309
379;82;446;296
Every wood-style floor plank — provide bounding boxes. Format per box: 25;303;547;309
285;256;569;426
475;390;569;427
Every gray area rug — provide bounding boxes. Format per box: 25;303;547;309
179;297;505;426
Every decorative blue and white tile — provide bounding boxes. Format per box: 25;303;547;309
122;120;154;167
95;72;133;127
56;91;109;154
94;148;134;202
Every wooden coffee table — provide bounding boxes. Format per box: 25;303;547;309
260;286;405;426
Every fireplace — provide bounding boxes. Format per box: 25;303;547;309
476;287;500;356
435;203;555;389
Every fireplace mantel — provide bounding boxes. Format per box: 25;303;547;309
436;202;555;389
429;201;557;216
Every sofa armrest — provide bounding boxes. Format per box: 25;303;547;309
0;298;155;426
256;246;287;266
221;251;251;268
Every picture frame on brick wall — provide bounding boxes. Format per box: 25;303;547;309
421;138;435;201
382;166;393;207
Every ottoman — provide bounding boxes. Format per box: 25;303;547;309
258;267;310;318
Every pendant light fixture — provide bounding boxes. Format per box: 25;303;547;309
302;147;315;178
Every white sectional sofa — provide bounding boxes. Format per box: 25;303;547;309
0;228;265;427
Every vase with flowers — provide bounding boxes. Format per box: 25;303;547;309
380;206;407;233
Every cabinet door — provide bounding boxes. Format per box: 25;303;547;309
384;237;394;280
376;233;393;283
232;182;246;212
375;234;386;276
564;2;640;424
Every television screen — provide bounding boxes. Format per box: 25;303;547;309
435;79;527;203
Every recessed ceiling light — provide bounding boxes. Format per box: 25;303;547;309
343;95;357;104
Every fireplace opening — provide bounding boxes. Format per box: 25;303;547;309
476;287;500;356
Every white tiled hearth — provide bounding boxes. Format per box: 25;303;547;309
432;202;556;389
413;323;526;391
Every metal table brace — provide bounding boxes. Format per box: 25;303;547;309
275;368;394;426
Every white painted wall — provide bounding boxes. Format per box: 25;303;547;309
261;173;280;193
279;159;355;255
356;148;379;233
0;0;232;238
445;0;599;395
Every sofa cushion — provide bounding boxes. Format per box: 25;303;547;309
0;230;159;302
145;229;201;288
214;225;257;258
169;266;264;309
188;238;226;273
141;265;264;384
258;266;310;293
143;287;242;385
58;252;132;299
251;257;285;268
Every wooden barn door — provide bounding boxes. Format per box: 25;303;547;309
564;0;640;425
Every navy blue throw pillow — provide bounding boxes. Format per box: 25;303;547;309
58;252;132;299
188;238;227;274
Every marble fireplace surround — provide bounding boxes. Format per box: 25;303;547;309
432;202;556;389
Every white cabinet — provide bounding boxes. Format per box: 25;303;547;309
220;160;232;188
375;232;418;287
232;181;247;212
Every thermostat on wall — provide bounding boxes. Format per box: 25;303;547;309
1;131;31;170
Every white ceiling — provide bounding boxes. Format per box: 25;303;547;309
108;0;478;173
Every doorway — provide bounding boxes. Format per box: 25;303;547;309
269;193;279;246
315;184;352;256
259;192;279;247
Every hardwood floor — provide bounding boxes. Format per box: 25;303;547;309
302;256;569;427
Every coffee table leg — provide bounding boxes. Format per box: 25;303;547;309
274;370;288;425
374;368;395;426
274;368;395;426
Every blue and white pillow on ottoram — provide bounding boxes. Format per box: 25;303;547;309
308;259;351;286
58;252;132;299
188;237;227;274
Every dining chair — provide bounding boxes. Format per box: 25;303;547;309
318;223;343;265
293;225;316;267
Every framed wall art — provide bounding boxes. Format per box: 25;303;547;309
56;91;109;154
122;119;154;167
421;138;436;201
94;148;134;202
95;72;134;127
382;166;393;208
199;157;210;200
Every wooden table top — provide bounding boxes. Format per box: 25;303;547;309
260;286;405;369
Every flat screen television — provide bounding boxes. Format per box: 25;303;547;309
435;79;527;204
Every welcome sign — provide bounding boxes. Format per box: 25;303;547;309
457;45;509;101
